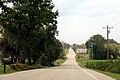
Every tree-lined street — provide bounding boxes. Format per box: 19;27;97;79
0;49;115;80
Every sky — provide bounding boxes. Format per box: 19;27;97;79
53;0;120;44
0;1;120;45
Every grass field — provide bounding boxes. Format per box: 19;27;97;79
75;54;120;80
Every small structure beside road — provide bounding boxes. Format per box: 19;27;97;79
76;48;87;54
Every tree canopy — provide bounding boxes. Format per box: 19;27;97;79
86;34;106;59
0;0;64;65
86;34;120;60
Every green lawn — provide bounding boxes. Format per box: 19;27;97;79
75;54;120;80
0;65;16;75
97;70;120;80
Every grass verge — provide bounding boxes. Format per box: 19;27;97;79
75;54;88;67
0;57;67;75
75;54;120;80
0;65;16;75
95;70;120;80
54;57;67;66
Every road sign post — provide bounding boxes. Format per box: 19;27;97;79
4;63;6;73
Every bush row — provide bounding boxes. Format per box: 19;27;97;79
86;60;120;73
10;64;28;71
9;64;44;71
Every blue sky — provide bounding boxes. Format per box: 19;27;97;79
53;0;120;44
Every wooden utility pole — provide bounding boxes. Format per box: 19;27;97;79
103;25;113;60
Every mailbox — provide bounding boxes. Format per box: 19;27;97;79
3;58;10;73
3;58;10;64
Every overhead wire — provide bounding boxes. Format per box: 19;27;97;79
112;19;120;27
108;11;120;27
110;11;120;21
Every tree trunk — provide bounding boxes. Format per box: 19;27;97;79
28;58;31;65
19;46;27;64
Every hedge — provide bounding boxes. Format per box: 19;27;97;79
86;60;120;74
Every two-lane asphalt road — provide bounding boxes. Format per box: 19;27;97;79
0;49;116;80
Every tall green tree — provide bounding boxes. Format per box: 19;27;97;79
107;43;119;59
41;38;63;66
71;44;77;53
86;34;106;59
0;0;59;64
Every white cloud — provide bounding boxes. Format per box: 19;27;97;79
53;0;85;16
55;0;120;44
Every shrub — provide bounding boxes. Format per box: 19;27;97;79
9;64;44;71
10;64;29;71
86;60;120;74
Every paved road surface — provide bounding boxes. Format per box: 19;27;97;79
0;49;116;80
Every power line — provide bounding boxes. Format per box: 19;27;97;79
107;10;120;26
110;11;120;21
112;19;120;27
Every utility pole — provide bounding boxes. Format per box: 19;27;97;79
92;44;93;60
84;44;86;61
91;37;94;60
103;25;113;60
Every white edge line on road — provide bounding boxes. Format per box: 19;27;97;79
82;69;98;80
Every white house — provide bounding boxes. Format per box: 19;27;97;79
76;48;87;54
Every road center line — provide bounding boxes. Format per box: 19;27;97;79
82;69;98;80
